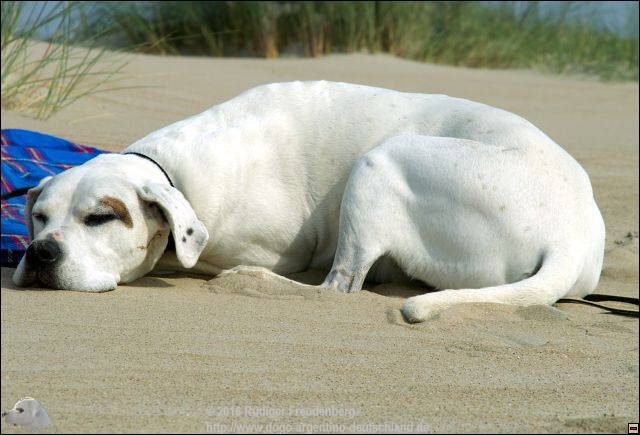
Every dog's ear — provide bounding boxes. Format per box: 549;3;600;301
136;183;209;268
25;176;52;241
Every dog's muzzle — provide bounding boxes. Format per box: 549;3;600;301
26;239;63;268
24;239;66;288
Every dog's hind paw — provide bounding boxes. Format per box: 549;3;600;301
401;297;437;323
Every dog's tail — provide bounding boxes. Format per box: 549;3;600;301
401;250;581;323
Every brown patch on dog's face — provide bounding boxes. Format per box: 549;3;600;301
100;196;133;228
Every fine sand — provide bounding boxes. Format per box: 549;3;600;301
1;53;638;433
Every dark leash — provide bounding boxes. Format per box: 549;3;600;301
557;294;639;318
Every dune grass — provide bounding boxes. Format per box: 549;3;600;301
79;1;638;82
1;1;130;120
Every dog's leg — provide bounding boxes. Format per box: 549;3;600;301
325;134;591;318
322;246;382;293
321;155;391;293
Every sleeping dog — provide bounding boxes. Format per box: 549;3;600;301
13;81;605;322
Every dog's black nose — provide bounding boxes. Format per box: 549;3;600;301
26;240;62;266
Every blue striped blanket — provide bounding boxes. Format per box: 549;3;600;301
1;129;108;267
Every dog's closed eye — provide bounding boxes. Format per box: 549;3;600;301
84;213;118;226
32;213;48;224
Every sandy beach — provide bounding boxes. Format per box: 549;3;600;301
1;53;638;433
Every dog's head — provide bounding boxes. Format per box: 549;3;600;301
12;154;208;292
2;397;51;429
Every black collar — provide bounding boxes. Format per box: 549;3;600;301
123;152;174;187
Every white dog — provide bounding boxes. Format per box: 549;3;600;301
13;81;604;322
2;398;52;430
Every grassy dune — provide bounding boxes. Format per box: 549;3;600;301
1;1;637;119
81;1;639;81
